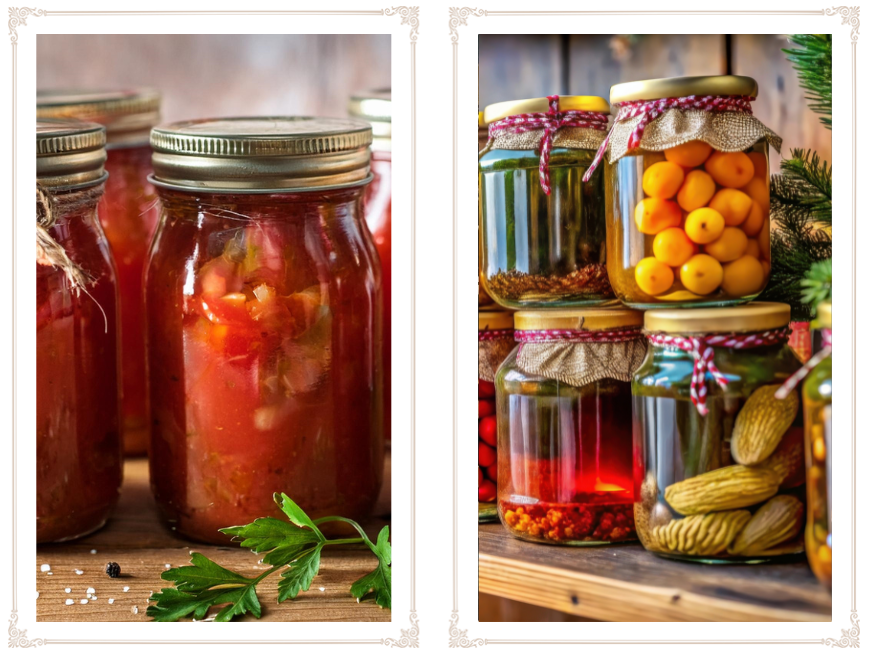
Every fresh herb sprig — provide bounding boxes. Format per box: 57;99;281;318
146;493;391;622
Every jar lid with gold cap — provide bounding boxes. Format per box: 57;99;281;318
149;117;373;193
644;302;790;335
610;75;758;104
483;96;610;125
478;111;488;151
515;307;643;332
37;88;161;148
37;119;107;190
349;89;390;152
479;310;514;332
817;301;832;330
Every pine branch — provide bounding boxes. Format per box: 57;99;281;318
773;149;832;227
784;34;832;129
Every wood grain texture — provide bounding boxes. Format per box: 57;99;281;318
37;34;390;124
478;34;566;108
36;457;391;622
479;523;831;622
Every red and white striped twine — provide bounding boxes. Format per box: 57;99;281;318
478;329;514;342
515;327;643;343
776;328;832;399
582;94;756;182
488;95;609;195
647;327;790;416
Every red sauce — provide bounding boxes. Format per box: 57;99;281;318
146;186;383;543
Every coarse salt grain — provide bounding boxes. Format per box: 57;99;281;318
65;599;74;606
132;606;138;615
36;592;39;599
164;563;171;569
92;596;98;601
46;572;53;576
74;569;83;575
108;599;114;604
86;587;95;594
80;599;88;604
40;564;51;572
64;588;71;593
90;549;97;554
123;586;130;592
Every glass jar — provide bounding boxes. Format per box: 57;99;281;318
479;96;614;308
602;76;781;308
803;301;832;587
350;90;392;443
478;310;514;522
496;308;646;545
633;303;805;562
38;89;162;456
146;117;383;543
478;112;494;308
36;120;122;542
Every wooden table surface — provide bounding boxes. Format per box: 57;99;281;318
479;523;832;622
37;455;391;622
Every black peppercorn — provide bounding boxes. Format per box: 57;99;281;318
105;562;121;578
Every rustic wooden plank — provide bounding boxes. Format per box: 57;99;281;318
478;35;565;108
36;456;391;622
479;523;831;622
732;34;833;171
479;593;598;622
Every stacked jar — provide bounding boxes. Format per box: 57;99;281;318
38;89;162;456
478;111;493;307
36;120;122;542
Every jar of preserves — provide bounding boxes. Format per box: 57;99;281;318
36;120;122;542
350;90;392;443
479;96;614;308
633;303;805;562
38;89;162;456
146;117;383;543
478;112;494;307
598;76;782;308
478;310;514;521
496;308;647;544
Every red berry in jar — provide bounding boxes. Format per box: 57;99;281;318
478;399;495;418
487;464;497;483
478;467;483;487
478;415;497;446
479;479;496;503
478;380;496;399
478;441;496;468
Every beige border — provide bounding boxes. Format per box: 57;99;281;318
448;6;867;653
7;6;426;654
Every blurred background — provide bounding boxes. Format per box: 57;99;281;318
38;34;390;120
479;34;832;170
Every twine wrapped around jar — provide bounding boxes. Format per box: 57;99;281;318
514;327;647;389
478;329;515;382
584;94;782;181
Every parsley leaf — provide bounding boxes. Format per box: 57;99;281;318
275;493;325;539
350;526;392;609
277;546;323;602
219;516;317;553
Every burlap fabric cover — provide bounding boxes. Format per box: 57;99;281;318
516;336;647;389
479;126;606;158
478;331;515;383
607;109;782;163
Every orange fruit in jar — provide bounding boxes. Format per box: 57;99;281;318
642;161;685;199
653;227;696;267
680;254;724;295
742;201;766;237
634;198;682;235
704;151;755;188
722;255;765;297
665;140;713;168
705;227;748;263
635;257;675;296
677;170;716;212
761;260;771;278
684;208;725;244
741;177;770;214
745;238;761;259
643;151;667;169
758;218;771;256
747;151;768;179
708;188;753;226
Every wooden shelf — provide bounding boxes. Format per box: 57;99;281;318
36;455;391;622
479;522;831;622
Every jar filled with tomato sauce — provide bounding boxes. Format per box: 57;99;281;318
38;89;162;456
146;117;384;543
350;90;392;443
36;120;122;542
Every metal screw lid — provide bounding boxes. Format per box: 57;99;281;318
37;119;107;189
348;89;391;151
150;116;373;193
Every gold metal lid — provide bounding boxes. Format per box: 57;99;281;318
483;96;610;124
150;117;373;193
478;111;486;128
349;89;390;151
645;302;790;334
479;311;514;331
37;88;161;147
37;119;107;189
611;75;758;104
515;308;644;331
817;301;832;329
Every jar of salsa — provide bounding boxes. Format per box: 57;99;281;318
38;89;162;456
600;76;782;308
496;308;646;545
350;90;392;443
146;117;383;543
478;310;514;522
479;96;614;308
633;303;805;562
36;120;122;542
